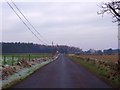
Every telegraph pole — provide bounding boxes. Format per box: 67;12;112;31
52;41;53;47
52;41;54;56
118;7;120;65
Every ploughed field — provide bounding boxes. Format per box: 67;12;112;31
68;54;120;88
76;54;118;63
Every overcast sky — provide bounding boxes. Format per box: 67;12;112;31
1;0;118;50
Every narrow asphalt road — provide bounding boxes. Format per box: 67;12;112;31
13;54;111;88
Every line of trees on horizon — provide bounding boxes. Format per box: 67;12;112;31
1;42;81;54
1;42;119;55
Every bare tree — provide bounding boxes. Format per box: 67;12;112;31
98;0;120;23
98;0;120;65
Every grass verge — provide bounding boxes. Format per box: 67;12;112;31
2;60;52;89
67;55;120;88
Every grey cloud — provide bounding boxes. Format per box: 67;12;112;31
2;1;118;50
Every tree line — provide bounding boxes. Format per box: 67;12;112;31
1;42;119;55
1;42;81;54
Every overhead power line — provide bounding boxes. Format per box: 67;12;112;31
11;0;50;44
5;1;47;45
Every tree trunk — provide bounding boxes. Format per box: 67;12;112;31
118;12;120;65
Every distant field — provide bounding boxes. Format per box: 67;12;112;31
1;53;52;65
74;54;118;63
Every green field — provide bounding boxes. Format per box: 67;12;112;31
1;53;52;66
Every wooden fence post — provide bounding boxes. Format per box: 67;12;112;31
29;54;30;62
3;56;6;65
18;55;20;62
12;56;14;66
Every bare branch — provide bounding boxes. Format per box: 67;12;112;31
108;4;120;17
98;1;120;22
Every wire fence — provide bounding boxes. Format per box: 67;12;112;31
1;54;51;66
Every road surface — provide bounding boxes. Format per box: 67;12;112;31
13;54;111;88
